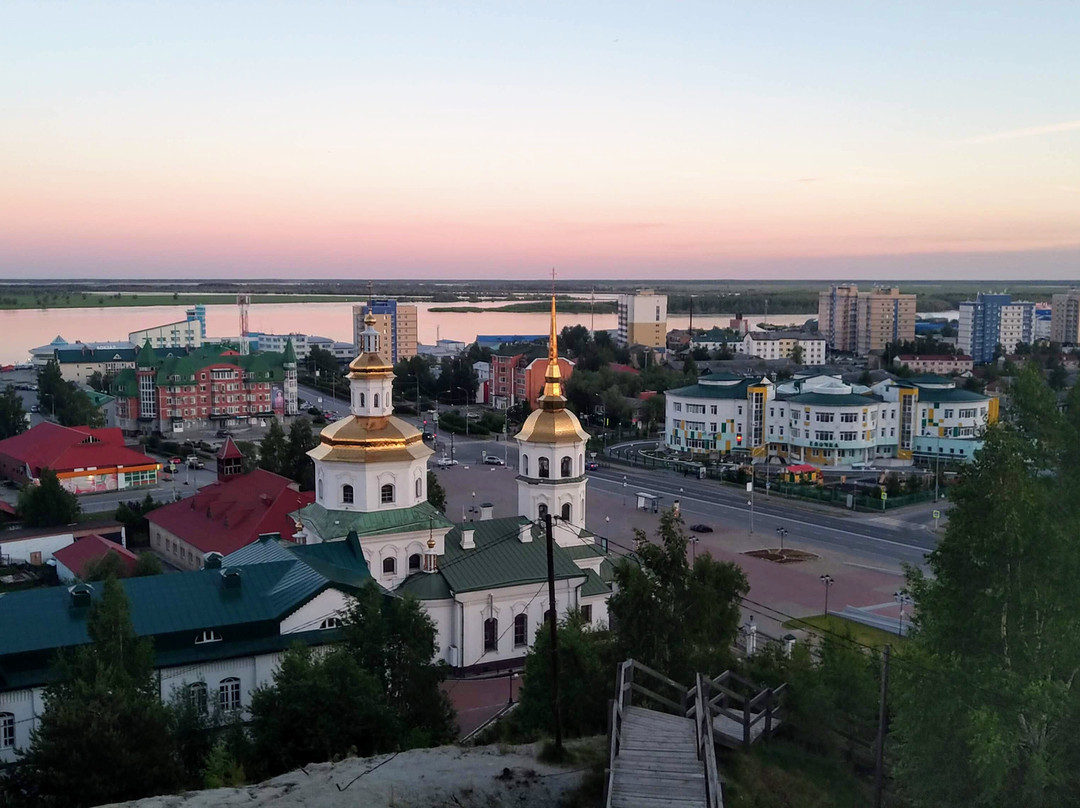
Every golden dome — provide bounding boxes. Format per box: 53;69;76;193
309;415;433;463
515;404;589;445
348;351;393;376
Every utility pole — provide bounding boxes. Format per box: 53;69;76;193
873;644;892;808
544;513;563;757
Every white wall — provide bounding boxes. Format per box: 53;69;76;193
0;532;75;564
280;588;351;634
315;455;428;513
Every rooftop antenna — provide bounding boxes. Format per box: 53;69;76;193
591;286;595;333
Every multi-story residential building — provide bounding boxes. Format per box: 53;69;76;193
247;332;309;360
689;327;746;354
958;293;1035;363
893;354;974;375
352;300;418;364
1051;290;1080;346
742;331;826;364
1034;302;1052;342
665;371;996;466
307;335;356;361
111;340;298;435
52;344;188;385
818;285;915;355
617;292;667;347
128;305;207;350
30;338;132;368
488;348;573;410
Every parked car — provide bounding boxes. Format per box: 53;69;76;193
689;524;714;533
434;455;458;468
483;455;505;465
585;460;599;471
186;456;205;470
216;429;232;438
30;404;39;413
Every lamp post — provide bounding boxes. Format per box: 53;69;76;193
689;534;699;563
455;387;470;436
507;669;516;705
471;491;476;518
623;476;628;507
894;590;913;636
820;574;834;616
775;526;788;552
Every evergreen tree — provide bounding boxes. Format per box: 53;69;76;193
257;419;288;476
285;418;318;490
0;383;27;439
426;470;447;512
17;468;80;527
15;577;182;807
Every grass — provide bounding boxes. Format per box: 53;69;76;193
0;292;368;310
783;614;906;649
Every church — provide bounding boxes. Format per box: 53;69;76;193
290;301;616;670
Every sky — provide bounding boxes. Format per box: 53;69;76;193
2;1;1079;281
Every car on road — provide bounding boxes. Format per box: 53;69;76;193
215;429;232;438
850;462;876;471
30;404;39;413
483;455;505;465
689;524;714;533
585;460;599;471
434;455;458;468
186;456;205;470
422;431;435;442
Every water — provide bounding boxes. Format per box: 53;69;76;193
0;300;815;364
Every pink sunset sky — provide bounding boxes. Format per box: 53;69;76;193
2;2;1079;280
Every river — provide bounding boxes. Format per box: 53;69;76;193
0;300;817;364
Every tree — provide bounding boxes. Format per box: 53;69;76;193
560;324;592;358
640;393;666;434
257;419;288;476
790;343;804;365
15;577;182;806
0;383;27;440
37;359;64;416
17;468;80;527
681;354;698;379
892;375;1080;806
341;585;456;747
235;441;260;473
307;345;339;379
285;418;318;490
133;552;163;577
610;509;748;683
249;645;396;776
427;470;447;512
36;360;103;427
82;551;128;581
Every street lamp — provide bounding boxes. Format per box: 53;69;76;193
775;526;788;552
507;670;517;705
820;574;834;616
895;590;914;636
623;476;628;507
455;387;471;436
689;534;700;562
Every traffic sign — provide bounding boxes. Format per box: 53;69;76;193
932;509;940;520
880;491;887;500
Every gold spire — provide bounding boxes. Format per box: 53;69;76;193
541;294;565;404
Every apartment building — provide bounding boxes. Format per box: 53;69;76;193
129;306;207;350
818;285;915;355
893;354;974;375
958;293;1035;363
742;331;826;364
1051;291;1080;346
352;300;418;364
617;292;667;348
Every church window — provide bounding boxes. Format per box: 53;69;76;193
195;630;222;645
382;556;396;575
538;457;549;478
359;392;365;407
560;456;572;477
514;613;528;647
415;477;422;498
544;608;554;626
320;616;342;629
188;683;208;715
538;503;548;520
373;393;380;408
381;483;395;504
218;677;241;713
561;503;571;521
522;454;529;475
579;453;584;474
484;618;498;653
342;484;354;504
581;605;593;623
0;713;12;749
409;553;421;571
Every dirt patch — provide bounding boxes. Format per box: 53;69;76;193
743;548;819;564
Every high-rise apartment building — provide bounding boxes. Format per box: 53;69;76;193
958;293;1035;363
352;300;418;364
617;292;667;347
1050;291;1080;346
817;285;915;355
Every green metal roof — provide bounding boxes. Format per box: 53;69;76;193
561;544;605;561
580;568;612;598
438;517;586;594
296;501;454;541
905;374;954;385
779;392;882;407
396;570;454;600
84;390;115;407
136;339;156;367
910;387;989;403
668;379;755;399
112;368;137;397
283;337;297;364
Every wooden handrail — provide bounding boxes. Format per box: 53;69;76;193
694;672;724;808
604;660;632;808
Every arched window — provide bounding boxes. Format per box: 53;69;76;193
415;477;422;498
484;618;498;652
380;483;395;504
359;392;365;407
373;393;380;408
561;456;572;477
561;503;571;521
382;556;396;575
538;457;549;478
544;608;554;626
319;616;342;629
538;503;548;520
579;453;584;474
514;613;528;648
0;712;14;749
195;629;222;645
188;682;208;715
522;454;529;475
342;484;354;504
218;677;241;713
316;478;321;499
409;553;422;571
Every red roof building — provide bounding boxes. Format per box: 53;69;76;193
146;469;314;570
0;422;161;495
53;535;139;582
